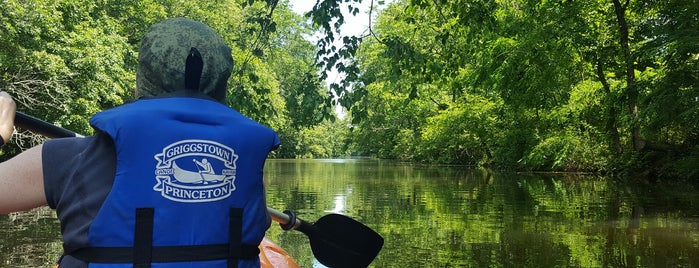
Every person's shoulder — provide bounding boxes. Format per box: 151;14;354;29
240;116;277;133
44;136;94;150
43;133;112;155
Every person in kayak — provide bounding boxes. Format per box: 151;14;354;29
0;18;280;268
195;158;215;174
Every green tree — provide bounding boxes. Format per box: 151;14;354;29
345;0;697;178
0;0;344;160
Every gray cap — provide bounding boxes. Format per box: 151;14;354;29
136;18;233;101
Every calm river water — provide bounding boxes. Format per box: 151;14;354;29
2;159;699;267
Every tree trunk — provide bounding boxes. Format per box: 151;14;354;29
612;0;644;151
595;59;623;155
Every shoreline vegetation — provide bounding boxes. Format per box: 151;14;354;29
0;0;696;181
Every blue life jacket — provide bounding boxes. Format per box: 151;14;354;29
68;97;279;268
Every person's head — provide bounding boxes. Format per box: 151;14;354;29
136;18;233;102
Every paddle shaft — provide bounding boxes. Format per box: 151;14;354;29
267;207;301;229
15;112;83;138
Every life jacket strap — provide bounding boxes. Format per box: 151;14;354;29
229;208;243;268
66;244;260;263
134;208;154;268
66;207;258;265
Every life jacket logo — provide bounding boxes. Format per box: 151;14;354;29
153;140;238;203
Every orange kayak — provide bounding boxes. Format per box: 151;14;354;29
259;237;300;268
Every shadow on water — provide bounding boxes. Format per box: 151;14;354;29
3;159;699;267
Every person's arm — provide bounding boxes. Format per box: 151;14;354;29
0;91;47;214
0;91;15;144
0;145;46;214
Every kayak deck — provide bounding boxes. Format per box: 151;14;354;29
260;237;300;268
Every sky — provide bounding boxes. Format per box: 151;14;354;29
286;0;379;38
285;0;392;82
285;0;392;118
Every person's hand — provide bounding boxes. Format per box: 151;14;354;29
0;91;16;145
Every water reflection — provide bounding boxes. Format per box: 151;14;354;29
325;193;348;214
263;159;699;267
2;159;699;267
0;208;62;267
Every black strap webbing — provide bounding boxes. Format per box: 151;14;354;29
229;208;244;268
185;47;203;91
68;244;260;263
134;208;154;268
68;207;257;265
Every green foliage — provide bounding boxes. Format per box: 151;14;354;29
417;95;498;165
0;0;342;159
56;19;133;133
342;0;697;178
522;128;608;172
276;119;351;158
1;0;696;176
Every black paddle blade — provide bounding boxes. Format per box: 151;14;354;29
299;214;383;268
